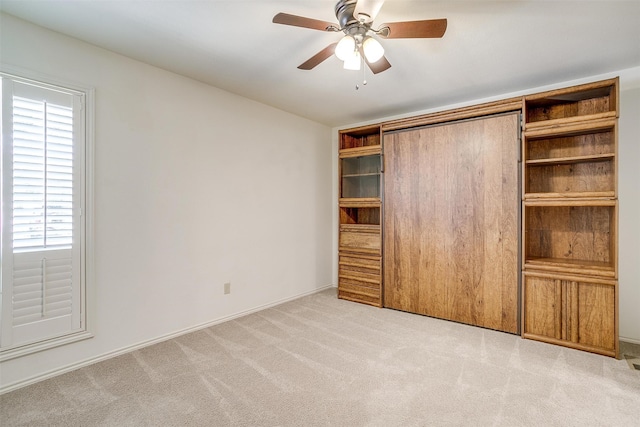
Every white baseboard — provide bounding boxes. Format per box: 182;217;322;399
620;337;640;346
0;285;334;395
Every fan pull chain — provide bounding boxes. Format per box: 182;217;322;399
362;57;367;86
356;56;367;90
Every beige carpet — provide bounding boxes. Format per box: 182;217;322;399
2;288;639;426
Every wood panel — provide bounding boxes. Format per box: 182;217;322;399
523;275;561;339
526;95;612;123
339;226;381;255
340;130;380;149
383;98;523;132
524;78;618;126
524;205;613;267
340;207;380;225
383;113;519;333
522;272;617;355
576;281;616;351
526;127;614;160
525;160;614;195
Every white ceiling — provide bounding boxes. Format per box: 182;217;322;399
1;0;639;127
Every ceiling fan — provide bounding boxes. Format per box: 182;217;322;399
272;0;447;74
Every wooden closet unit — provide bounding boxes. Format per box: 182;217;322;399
338;125;383;307
522;78;619;357
335;78;620;357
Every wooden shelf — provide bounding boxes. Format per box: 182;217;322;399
523;113;616;202
342;172;381;178
523;117;616;139
525;121;615;162
524;112;617;132
525;258;615;277
524;191;615;200
524;198;616;206
339;145;381;158
525;153;614;166
524;78;618;128
339;125;381;151
339;223;380;233
339;198;381;208
340;153;381;199
524;202;616;280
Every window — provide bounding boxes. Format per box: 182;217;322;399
1;72;93;360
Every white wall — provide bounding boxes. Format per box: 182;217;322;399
0;13;333;390
618;84;640;344
334;67;640;344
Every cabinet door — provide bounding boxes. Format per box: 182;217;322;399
340;155;381;199
575;281;616;351
383;113;520;333
523;275;562;340
523;272;617;355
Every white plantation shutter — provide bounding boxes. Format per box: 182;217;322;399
11;251;75;343
1;77;84;351
12;97;74;250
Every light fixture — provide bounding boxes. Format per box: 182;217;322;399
335;35;356;61
362;36;384;63
353;0;385;24
343;50;361;70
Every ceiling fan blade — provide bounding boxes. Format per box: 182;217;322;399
379;18;447;39
353;0;385;23
365;54;391;74
273;12;338;32
298;43;338;70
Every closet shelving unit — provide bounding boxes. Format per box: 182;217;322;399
338;125;383;307
521;78;619;357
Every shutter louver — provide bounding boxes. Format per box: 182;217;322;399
12;96;74;251
12;252;74;327
12;97;46;250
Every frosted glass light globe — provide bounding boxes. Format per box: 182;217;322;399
363;37;384;63
343;50;361;70
335;35;356;61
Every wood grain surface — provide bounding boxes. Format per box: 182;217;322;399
523;272;616;354
383;113;520;333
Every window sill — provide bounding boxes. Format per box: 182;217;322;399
0;331;94;362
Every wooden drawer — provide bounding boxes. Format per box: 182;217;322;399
338;275;381;307
339;254;380;276
523;271;617;356
339;229;381;255
339;268;380;286
338;253;382;307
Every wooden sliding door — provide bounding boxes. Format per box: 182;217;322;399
383;113;520;333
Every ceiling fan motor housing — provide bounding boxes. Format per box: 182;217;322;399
335;0;375;42
335;0;359;28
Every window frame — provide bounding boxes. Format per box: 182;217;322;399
0;67;94;361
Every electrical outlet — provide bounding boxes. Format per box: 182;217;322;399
224;282;231;295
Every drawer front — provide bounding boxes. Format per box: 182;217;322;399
339;254;381;271
339;254;381;279
339;231;381;255
338;289;381;307
339;266;380;284
338;275;381;307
